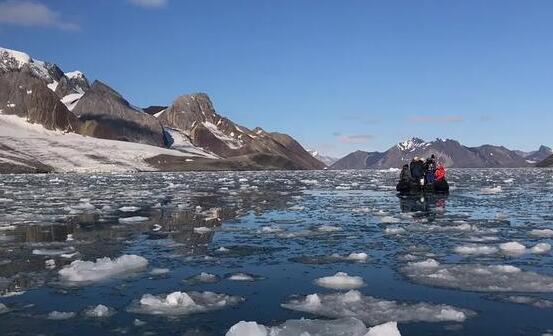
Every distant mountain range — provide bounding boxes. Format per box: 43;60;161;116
0;47;324;173
331;138;552;169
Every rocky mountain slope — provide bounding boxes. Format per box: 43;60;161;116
537;155;553;168
0;47;324;173
156;93;324;170
331;137;542;169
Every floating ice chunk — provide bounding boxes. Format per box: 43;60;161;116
128;291;243;316
45;259;56;269
530;229;553;238
503;178;514;183
193;226;213;234
119;206;141;212
185;272;220;284
408;259;440;268
454;245;498;256
317;225;342;232
118;216;149;223
150;268;170;275
228;272;263;282
134;318;146;326
314;272;364;290
385;227;406;235
226;317;400;336
258;225;283;233
84;304;115;318
226;321;268;336
500;295;553;308
282;290;473;325
1;291;25;298
531;243;551;254
365;321;401;336
499;242;527;255
0;303;9;314
47;311;75;320
380;216;401;224
33;247;76;256
216;246;229;253
345;252;369;262
481;186;502;194
58;255;148;283
402;262;553;292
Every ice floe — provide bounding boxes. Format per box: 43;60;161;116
0;303;9;314
499;242;527;256
118;206;141;212
128;291;243;315
150;268;170;275
58;255;148;283
314;272;364;290
118;216;149;223
481;186;502;194
282;290;474;325
185;272;220;284
499;295;553;308
47;311;75;320
454;245;498;256
226;317;401;336
402;259;553;292
228;272;264;281
531;243;551;254
530;229;553;238
83;304;115;318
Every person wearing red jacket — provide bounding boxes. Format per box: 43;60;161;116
435;165;446;181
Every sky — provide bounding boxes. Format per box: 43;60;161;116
1;0;553;157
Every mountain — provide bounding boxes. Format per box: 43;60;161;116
156;93;324;170
331;137;532;169
524;145;552;163
0;46;321;173
307;150;337;166
537;154;553;168
72;81;168;147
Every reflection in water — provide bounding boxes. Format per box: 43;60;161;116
397;193;448;222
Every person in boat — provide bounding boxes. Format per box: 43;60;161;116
434;164;446;182
399;163;412;182
424;154;437;184
410;157;425;186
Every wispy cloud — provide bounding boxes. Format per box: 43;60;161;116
129;0;168;8
334;132;374;144
0;1;79;30
408;115;464;124
342;115;380;125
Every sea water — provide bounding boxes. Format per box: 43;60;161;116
0;169;552;335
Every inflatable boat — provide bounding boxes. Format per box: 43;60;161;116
396;179;449;194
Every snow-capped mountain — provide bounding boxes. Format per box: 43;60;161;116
0;46;322;173
307;150;338;166
331;137;534;169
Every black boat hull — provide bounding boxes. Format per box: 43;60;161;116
396;180;449;194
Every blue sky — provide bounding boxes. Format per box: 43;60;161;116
1;0;552;156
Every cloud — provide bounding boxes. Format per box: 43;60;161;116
129;0;168;8
334;133;374;144
0;1;79;30
342;115;380;125
408;115;464;124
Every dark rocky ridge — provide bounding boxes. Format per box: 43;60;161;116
72;81;167;147
537;155;553;167
0;72;81;132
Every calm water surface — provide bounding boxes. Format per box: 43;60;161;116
0;169;552;335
